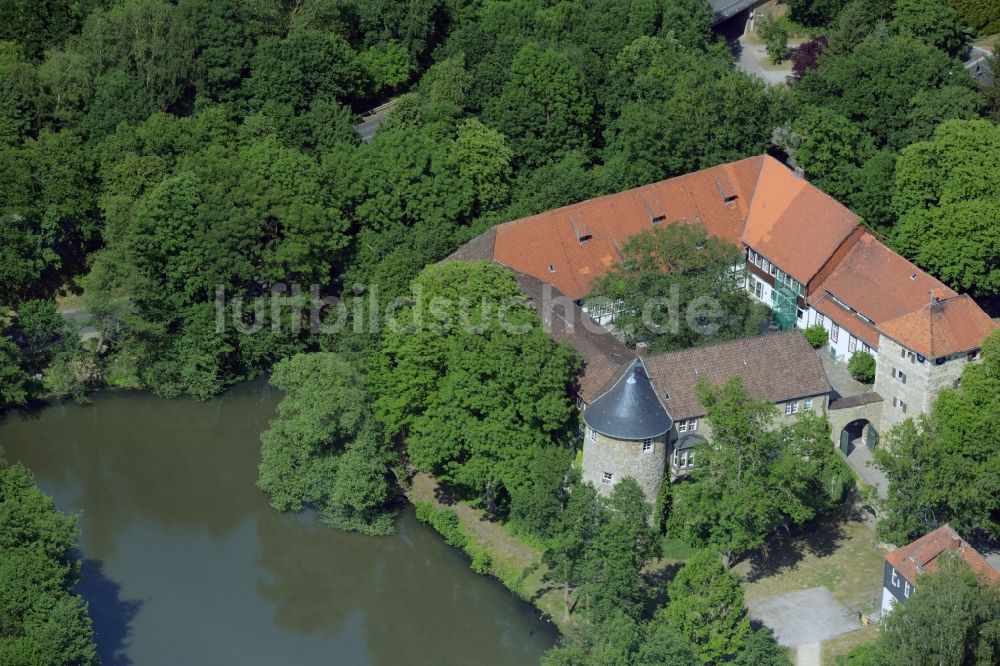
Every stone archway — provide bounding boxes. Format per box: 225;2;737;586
838;419;878;456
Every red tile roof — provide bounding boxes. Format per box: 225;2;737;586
742;156;859;285
878;295;997;359
447;154;994;376
812;295;881;350
885;524;1000;586
812;233;956;326
491;157;764;300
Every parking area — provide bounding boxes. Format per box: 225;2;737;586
748;586;859;647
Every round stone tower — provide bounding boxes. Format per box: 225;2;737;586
582;357;673;505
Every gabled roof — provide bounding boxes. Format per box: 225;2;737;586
885;524;1000;586
879;295;996;359
641;330;831;420
812;294;881;350
742;156;859;285
583;358;673;440
490;157;765;300
813;232;956;326
514;273;632;404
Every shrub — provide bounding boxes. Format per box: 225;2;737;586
759;17;789;65
803;324;829;349
470;547;493;574
848;351;876;383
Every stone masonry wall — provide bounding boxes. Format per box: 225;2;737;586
875;336;969;432
582;427;667;506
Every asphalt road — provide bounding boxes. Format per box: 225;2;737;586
356;99;399;143
965;46;995;86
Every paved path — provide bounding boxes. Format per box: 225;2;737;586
820;352;869;400
964;46;994;86
748;587;859;647
356;99;399;143
796;642;821;666
842;439;888;499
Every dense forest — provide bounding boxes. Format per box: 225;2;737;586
1;0;999;663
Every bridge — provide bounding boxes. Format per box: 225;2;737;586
709;0;765;26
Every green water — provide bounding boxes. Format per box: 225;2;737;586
0;381;556;665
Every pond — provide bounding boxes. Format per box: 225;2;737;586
0;381;556;665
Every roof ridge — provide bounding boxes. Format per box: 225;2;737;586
741;153;773;235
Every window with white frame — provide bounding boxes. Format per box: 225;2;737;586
689;418;697;431
904;581;911;598
601;472;613;484
831;323;840;343
792;400;800;414
589;428;597;442
785;402;793;415
891;569;899;587
762;258;770;273
677;420;688;433
817;313;825;326
642;439;653;453
686;451;695;468
849;336;857;353
862;343;871;353
804;397;813;410
672;450;680;466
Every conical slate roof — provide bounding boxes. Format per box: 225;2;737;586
584;358;673;440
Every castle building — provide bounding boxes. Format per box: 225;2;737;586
581;358;672;503
446;154;995;501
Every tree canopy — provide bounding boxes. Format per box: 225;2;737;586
669;378;851;566
591;224;766;353
258;352;396;535
0;460;98;665
889;119;1000;295
845;555;1000;665
370;261;580;509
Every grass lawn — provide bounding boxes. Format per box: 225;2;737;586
973;34;998;50
735;516;886;614
822;625;879;664
407;472;571;629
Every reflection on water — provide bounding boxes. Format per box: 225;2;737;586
0;382;555;665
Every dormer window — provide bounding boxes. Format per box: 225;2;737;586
548;264;556;273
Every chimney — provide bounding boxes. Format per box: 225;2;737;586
635;342;649;357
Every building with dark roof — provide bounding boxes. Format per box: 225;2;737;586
581;359;673;501
445;153;995;500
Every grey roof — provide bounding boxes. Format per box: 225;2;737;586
584;358;673;440
676;433;707;451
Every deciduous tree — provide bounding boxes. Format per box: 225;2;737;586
669;379;850;566
591;224;765;353
661;549;751;663
0;461;98;664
